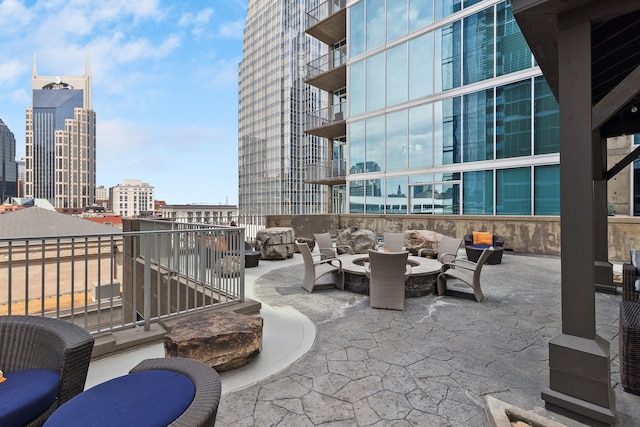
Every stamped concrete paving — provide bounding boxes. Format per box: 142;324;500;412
216;253;640;426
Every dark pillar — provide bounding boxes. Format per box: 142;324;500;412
541;16;615;425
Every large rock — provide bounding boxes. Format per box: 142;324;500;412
255;227;296;260
164;312;263;372
336;227;377;254
405;230;446;255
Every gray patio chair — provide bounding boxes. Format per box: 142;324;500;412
364;249;411;310
381;232;406;252
0;315;94;426
314;232;352;258
297;241;344;293
437;248;493;302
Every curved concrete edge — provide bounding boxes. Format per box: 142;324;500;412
485;396;567;427
218;303;316;394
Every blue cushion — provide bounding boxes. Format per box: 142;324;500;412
469;244;492;249
44;370;195;427
0;368;60;427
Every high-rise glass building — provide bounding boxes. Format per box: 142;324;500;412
238;0;328;215
0;119;18;200
25;57;96;209
304;0;566;216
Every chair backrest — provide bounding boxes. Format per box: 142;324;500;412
296;241;315;267
368;249;409;310
438;236;463;263
314;232;336;258
383;232;405;252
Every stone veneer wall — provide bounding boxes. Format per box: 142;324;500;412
266;214;640;263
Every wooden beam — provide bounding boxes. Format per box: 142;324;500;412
607;144;640;180
592;64;640;130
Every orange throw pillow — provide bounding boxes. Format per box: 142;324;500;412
472;231;493;245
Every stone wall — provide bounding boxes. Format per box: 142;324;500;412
266;214;640;262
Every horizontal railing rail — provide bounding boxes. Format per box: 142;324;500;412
306;102;346;130
0;222;246;335
307;45;347;80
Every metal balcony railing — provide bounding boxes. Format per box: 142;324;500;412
307;45;347;81
0;219;249;335
306;102;347;130
306;159;347;181
307;0;347;29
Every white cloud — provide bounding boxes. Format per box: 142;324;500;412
0;59;27;85
218;19;245;38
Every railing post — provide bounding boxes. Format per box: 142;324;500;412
143;234;151;332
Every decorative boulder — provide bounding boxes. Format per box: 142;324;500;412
336;227;377;254
405;230;446;256
214;255;241;277
164;311;263;372
255;227;295;260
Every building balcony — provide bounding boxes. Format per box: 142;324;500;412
305;159;347;185
305;103;346;139
306;45;346;92
306;0;347;45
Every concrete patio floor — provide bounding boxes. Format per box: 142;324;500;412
87;250;640;426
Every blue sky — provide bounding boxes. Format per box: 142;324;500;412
0;0;247;205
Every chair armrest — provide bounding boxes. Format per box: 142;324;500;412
314;257;342;270
404;265;412;276
448;258;477;271
438;252;456;264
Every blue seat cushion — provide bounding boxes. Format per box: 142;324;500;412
469;244;493;249
0;368;60;427
44;369;195;427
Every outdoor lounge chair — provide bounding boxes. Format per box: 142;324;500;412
0;315;95;426
44;357;222;427
314;232;352;258
380;232;406;252
437;248;493;302
365;249;411;310
464;232;505;265
418;235;462;263
297;241;344;293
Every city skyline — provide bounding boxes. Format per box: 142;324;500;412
0;0;246;206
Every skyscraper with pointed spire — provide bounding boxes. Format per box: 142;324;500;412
25;55;96;209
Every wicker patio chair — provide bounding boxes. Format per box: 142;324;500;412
130;358;222;427
463;232;505;265
381;232;406;252
297;241;344;293
620;263;640;395
0;315;94;426
314;232;352;259
419;236;462;264
365;249;410;310
437;248;493;302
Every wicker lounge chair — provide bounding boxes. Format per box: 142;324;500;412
365;249;410;310
130;358;222;426
381;232;406;252
314;232;352;258
297;241;344;293
0;315;94;426
437;248;493;302
620;263;640;395
419;236;462;264
463;232;505;265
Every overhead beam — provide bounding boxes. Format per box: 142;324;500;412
592;64;640;130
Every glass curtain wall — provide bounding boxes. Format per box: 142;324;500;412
346;0;560;215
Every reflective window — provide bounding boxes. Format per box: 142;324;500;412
496;1;531;76
434;182;460;214
534;165;560;215
435;0;462;20
409;103;433;168
387;0;408;42
463;170;493;214
410;183;434;214
350;60;365;116
534;76;559;154
366;116;385;172
386;110;408;170
434;97;461;165
434;21;461;92
366;0;386;51
497;167;531;215
349;121;365;173
463;8;494;85
350;0;365;57
366;53;385;112
366;179;383;213
387;44;408;106
410;0;433;32
386;177;408;214
496;80;531;158
463;89;494;161
409;33;434;100
350;180;365;213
